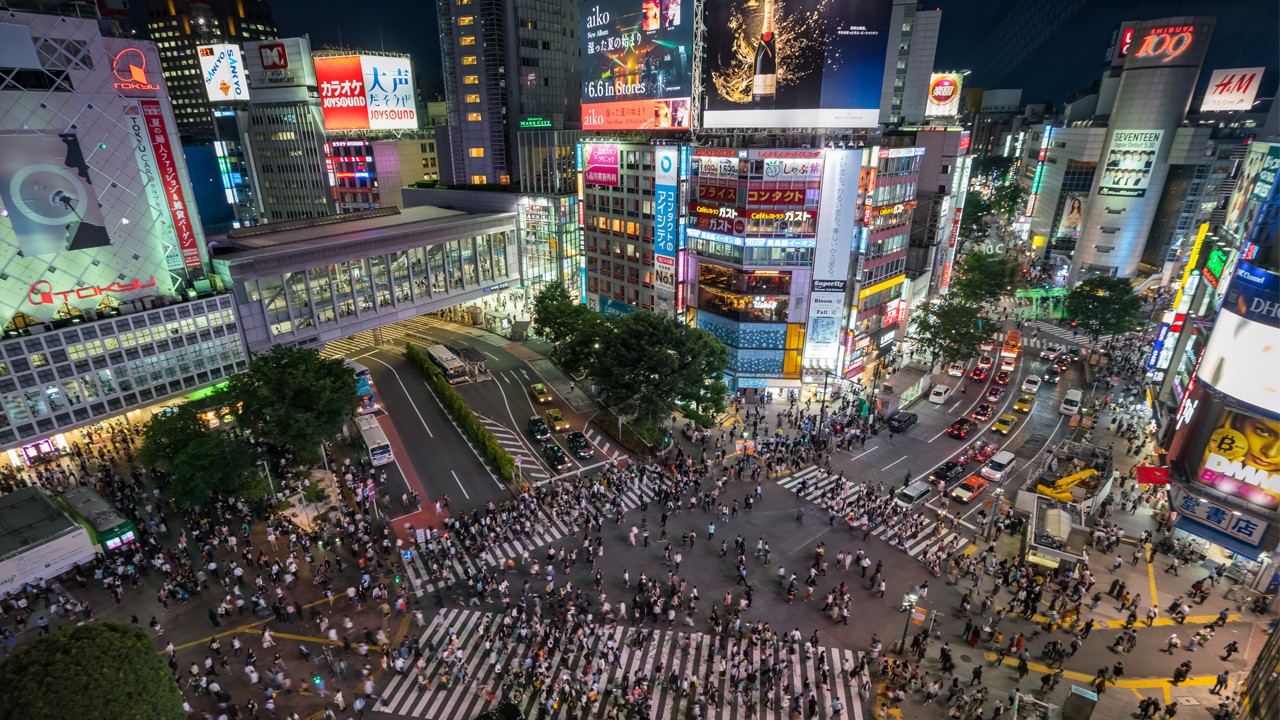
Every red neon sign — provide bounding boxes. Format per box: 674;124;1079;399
112;48;160;91
1134;27;1194;62
28;277;158;306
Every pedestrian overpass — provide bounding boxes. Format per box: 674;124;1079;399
212;206;520;355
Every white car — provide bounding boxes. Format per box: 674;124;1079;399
1041;343;1066;360
1022;375;1043;394
947;362;966;377
999;357;1017;373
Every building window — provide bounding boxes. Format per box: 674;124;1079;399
462;56;477;65
459;16;474;25
465;93;480;103
470;174;488;184
468;147;485;157
466;112;482;121
460;36;475;45
464;75;479;84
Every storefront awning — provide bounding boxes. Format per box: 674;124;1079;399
1174;517;1264;561
1135;466;1171;485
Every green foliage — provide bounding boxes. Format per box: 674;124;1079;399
228;346;358;459
949;251;1020;305
138;402;258;508
909;301;988;370
990;180;1028;223
530;282;578;346
404;344;517;484
590;311;729;429
960;195;992;244
972;155;1015;178
0;622;184;720
1064;276;1144;339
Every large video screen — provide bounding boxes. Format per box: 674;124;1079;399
314;54;418;131
701;0;892;129
581;0;694;130
1196;408;1280;510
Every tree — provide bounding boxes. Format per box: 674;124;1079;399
228;345;357;459
1065;276;1143;339
972;155;1015;178
0;622;184;720
959;195;992;246
590;312;728;433
137;403;260;507
990;180;1028;224
530;282;579;347
949;251;1020;305
555;304;613;378
909;301;989;371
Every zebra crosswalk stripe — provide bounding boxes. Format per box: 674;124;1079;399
373;608;868;720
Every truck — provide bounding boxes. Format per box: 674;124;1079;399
0;487;97;593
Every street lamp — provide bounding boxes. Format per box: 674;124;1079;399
898;590;922;655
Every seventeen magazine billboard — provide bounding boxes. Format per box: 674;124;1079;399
581;0;694;130
702;0;892;128
1098;129;1162;197
314;54;418;131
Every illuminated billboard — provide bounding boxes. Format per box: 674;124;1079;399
1200;68;1265;112
1098;129;1162;197
580;0;694;130
1223;142;1279;240
1197;271;1280;418
197;43;250;103
925;73;963;117
805;148;860;364
1196;409;1280;510
583;144;620;187
314;54;417;131
654;146;679;292
701;0;891;128
245;38;317;102
1055;196;1084;239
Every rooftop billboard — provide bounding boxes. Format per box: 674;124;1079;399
314;54;418;131
580;0;694;130
196;43;250;103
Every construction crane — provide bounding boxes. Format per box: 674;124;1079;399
1035;469;1099;502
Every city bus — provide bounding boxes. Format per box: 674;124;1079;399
1001;330;1022;358
58;486;137;556
425;344;469;384
357;414;395;467
346;359;378;414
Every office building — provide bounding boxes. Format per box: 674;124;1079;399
878;0;942;126
887;128;972;297
435;0;581;186
144;0;279;143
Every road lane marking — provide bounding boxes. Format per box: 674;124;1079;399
363;354;433;438
450;470;471;498
882;455;908;471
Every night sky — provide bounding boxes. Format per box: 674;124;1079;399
255;0;1276;109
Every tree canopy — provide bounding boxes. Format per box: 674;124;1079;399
530;281;580;347
138;402;261;507
0;622;184;720
909;301;989;370
590;311;729;431
949;251;1020;305
1065;276;1144;339
228;345;358;458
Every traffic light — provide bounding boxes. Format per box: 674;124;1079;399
394;574;401;585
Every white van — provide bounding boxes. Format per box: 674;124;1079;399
1060;388;1083;415
929;385;953;404
981;451;1016;481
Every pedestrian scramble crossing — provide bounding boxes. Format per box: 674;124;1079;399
1019;319;1120;348
400;480;652;597
372;608;867;720
777;466;977;565
582;426;627;465
320;314;490;359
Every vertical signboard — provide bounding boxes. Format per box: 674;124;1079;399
805;149;859;364
580;0;694;130
196;43;250;103
654;146;679;293
140;100;202;269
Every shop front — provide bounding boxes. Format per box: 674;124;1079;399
1168;486;1276;592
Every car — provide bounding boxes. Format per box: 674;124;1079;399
1022;375;1043;394
565;431;593;459
1044;366;1062;384
969;367;988;382
931;460;967;485
985;386;1006;403
991;414;1018;435
999;357;1017;373
979;339;997;354
528;383;553;404
886;411;919;432
476;700;526;720
1054;355;1071;372
1014;394;1035;413
947;362;966;377
994;370;1012;385
929;385;953;403
542;443;572;471
895;481;934;508
971;403;996;422
527;416;551;441
947;418;978;439
1067;346;1082;360
1040;343;1066;360
949;474;989;504
976;355;995;369
544;408;570;432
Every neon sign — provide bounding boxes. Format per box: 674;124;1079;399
112;48;160;92
1134;27;1194;63
28;277;158;306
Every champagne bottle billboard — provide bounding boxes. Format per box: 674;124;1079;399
701;0;892;128
581;0;694;130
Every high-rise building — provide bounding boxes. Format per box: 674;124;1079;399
435;0;581;186
144;0;279;143
878;0;941;126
